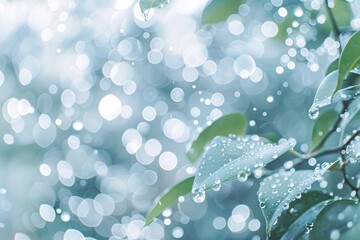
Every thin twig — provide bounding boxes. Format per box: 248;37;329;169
340;156;360;200
290;128;360;167
325;0;341;49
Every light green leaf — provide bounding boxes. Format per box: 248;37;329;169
336;31;360;93
311;110;338;147
202;0;245;24
187;113;247;162
270;191;332;240
309;71;360;119
281;199;334;240
139;0;167;13
259;161;337;235
309;199;359;240
308;71;338;119
325;58;339;76
146;176;194;225
192;135;295;196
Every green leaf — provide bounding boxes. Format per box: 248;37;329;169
310;199;359;240
187;113;247;162
339;97;360;136
146;176;194;225
259;161;337;236
311;110;338;147
202;0;245;24
309;71;338;119
336;31;360;93
333;72;360;103
270;191;332;240
309;71;360;118
192;135;295;195
280;199;334;240
325;58;339;76
260;132;281;143
139;0;167;13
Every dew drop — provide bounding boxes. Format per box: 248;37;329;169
308;106;319;120
314;167;322;181
288;138;297;149
237;171;248;182
191;188;206;203
212;179;221;192
321;162;330;169
259;202;266;209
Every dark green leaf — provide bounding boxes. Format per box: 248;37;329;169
259;161;337;235
146;176;194;225
202;0;245;24
192;135;294;194
311;110;338;147
271;191;332;240
139;0;167;13
336;31;360;93
325;58;339;76
187;113;247;162
310;199;359;240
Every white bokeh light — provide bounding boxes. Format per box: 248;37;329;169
98;94;122;121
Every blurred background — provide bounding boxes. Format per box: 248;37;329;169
0;0;359;239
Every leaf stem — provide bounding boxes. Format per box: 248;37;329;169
290;127;360;167
325;0;341;49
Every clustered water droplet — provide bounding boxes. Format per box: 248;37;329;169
191;187;206;203
344;136;360;163
192;135;295;202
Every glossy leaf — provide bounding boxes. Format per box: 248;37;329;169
325;58;339;76
192;135;295;194
308;71;338;119
309;71;360;118
187;113;247;162
281;199;334;240
202;0;245;24
270;191;332;240
139;0;167;13
146;176;194;225
259;161;337;235
311;110;338;147
336;31;360;93
333;72;360;103
310;199;359;240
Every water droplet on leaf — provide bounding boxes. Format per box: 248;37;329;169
308;106;319;120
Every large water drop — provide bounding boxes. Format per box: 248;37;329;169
191;188;206;203
308;106;319;120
